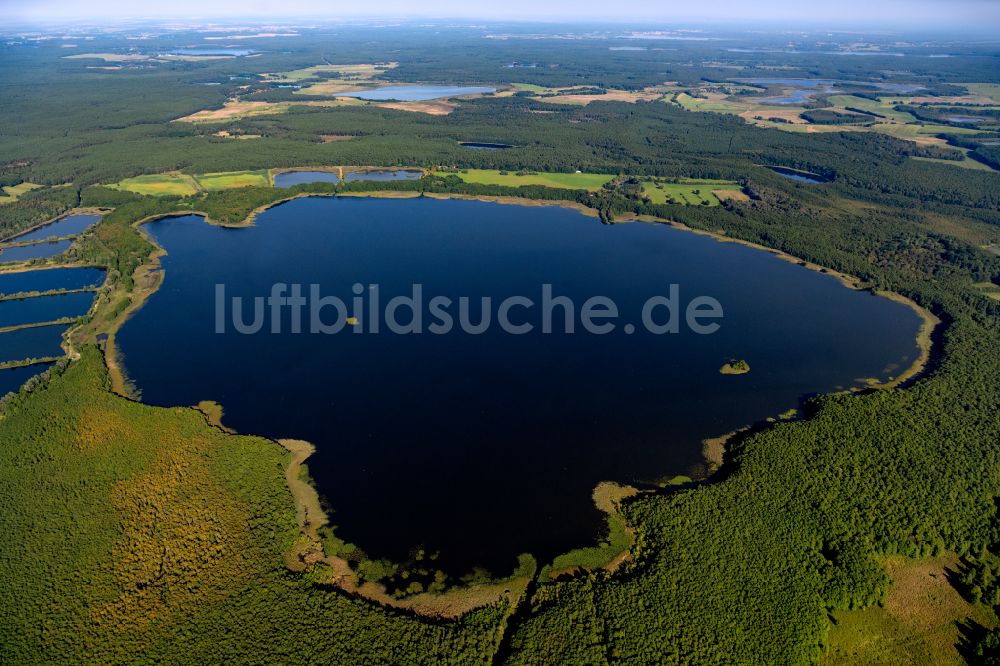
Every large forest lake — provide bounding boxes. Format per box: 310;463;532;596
116;197;924;575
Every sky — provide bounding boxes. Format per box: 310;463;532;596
4;0;1000;28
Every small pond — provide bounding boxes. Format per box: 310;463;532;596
0;324;66;363
10;214;100;243
0;240;72;264
273;171;341;188
344;170;423;182
0;267;104;295
0;363;54;398
0;291;95;328
765;166;830;183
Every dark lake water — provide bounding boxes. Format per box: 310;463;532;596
460;142;514;150
274;171;341;187
0;267;104;295
10;215;100;243
0;240;72;264
344;169;423;182
0;363;54;398
116;197;922;576
0;291;95;329
0;324;66;363
766;166;830;183
338;85;496;101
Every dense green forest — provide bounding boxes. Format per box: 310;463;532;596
1;22;999;664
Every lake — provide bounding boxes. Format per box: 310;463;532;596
765;166;830;183
0;363;54;398
0;240;72;264
274;171;341;187
460;142;514;150
0;291;95;329
117;197;922;577
164;48;254;57
9;214;101;243
0;267;104;295
0;324;66;363
337;85;496;101
344;169;423;182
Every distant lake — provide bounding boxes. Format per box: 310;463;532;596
164;48;254;57
338;85;496;101
459;142;514;150
738;78;923;105
344;169;423;182
765;166;830;183
0;267;104;295
0;291;95;328
0;324;66;363
0;240;72;264
274;171;341;187
10;214;100;243
947;116;987;124
117;197;921;577
0;363;54;398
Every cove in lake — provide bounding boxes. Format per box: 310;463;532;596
0;363;54;398
9;214;100;243
274;171;341;188
0;324;66;363
338;85;496;101
0;240;72;264
0;267;104;295
0;291;95;329
117;197;922;576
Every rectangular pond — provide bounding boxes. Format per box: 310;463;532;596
0;324;66;363
273;171;341;188
0;363;54;398
10;214;101;243
0;267;105;296
344;169;423;182
0;240;72;264
0;291;95;329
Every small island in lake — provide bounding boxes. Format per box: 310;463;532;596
720;359;751;375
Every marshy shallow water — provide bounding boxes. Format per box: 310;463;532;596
117;197;922;575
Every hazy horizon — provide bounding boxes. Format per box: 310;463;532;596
5;0;1000;31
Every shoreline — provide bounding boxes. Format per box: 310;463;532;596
51;186;940;618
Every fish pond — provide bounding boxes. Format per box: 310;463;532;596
117;197;923;576
0;324;66;363
344;169;423;182
273;171;341;188
0;363;54;398
9;214;100;243
0;240;72;264
0;291;95;328
0;267;104;295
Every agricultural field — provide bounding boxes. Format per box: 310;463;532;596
111;171;271;196
0;183;42;204
640;178;739;206
447;169;614;191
